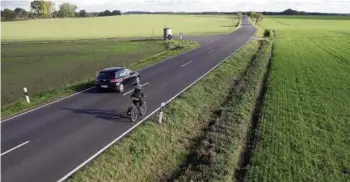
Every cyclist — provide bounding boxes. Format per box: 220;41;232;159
128;83;146;116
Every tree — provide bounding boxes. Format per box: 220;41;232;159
58;3;78;18
30;0;44;16
100;10;111;16
30;0;54;18
14;8;28;19
79;10;87;17
52;10;59;18
1;9;16;21
111;10;121;16
44;1;54;18
247;11;255;18
251;12;263;24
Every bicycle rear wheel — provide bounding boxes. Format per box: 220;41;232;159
130;106;138;122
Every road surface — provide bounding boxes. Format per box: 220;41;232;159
1;16;256;182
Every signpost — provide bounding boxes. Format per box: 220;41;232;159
158;102;165;124
179;33;183;47
23;87;30;103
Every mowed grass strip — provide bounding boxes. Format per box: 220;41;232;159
246;17;350;182
1;14;238;42
69;36;259;182
1;40;199;119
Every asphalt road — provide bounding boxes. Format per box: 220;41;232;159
1;16;256;182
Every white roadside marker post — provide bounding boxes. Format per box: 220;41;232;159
23;87;30;103
158;102;165;124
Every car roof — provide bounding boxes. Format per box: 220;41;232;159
100;67;125;72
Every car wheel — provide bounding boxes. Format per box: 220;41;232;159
96;86;101;92
117;83;124;93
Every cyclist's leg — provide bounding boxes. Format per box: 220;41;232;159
132;96;139;105
132;97;141;111
132;99;138;106
139;98;143;107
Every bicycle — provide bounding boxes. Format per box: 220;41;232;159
128;96;147;122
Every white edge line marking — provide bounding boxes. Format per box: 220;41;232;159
57;27;257;182
122;82;150;96
1;141;30;156
180;60;193;67
2;30;232;123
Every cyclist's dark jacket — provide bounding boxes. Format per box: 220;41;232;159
131;88;144;99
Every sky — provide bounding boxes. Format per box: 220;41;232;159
1;0;349;14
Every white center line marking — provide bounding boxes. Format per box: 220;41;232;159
123;82;150;96
181;60;193;67
1;141;30;156
208;49;215;54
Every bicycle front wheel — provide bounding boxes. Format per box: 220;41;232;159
140;101;147;116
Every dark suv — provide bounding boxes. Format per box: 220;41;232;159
95;67;140;93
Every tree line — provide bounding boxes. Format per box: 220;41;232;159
1;0;121;22
259;9;347;16
123;9;348;16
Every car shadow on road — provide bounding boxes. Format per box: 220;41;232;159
84;87;113;94
61;108;130;123
83;86;134;95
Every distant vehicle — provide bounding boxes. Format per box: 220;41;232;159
95;67;140;93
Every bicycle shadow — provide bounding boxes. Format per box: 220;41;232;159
61;107;130;123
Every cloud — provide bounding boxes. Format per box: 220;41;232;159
1;0;349;13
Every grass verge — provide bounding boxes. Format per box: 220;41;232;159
68;32;258;182
1;40;199;119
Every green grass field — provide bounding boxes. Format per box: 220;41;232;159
1;14;237;42
268;15;350;20
246;17;350;181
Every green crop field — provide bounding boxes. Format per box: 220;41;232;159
246;17;350;181
1;14;237;42
268;15;350;20
1;40;166;105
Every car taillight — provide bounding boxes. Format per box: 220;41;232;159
110;78;120;83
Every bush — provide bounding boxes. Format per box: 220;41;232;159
264;29;271;37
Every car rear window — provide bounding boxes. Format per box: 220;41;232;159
98;71;115;79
